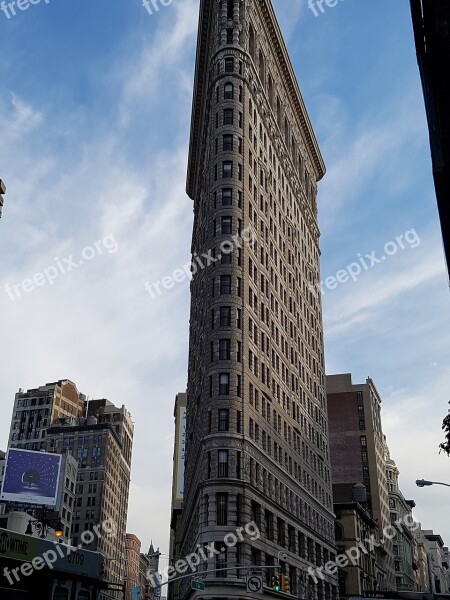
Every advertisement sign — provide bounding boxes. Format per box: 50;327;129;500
173;402;186;503
1;449;62;507
0;529;39;562
0;528;103;580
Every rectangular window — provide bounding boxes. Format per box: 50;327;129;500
220;275;231;294
220;306;231;326
221;216;232;234
217;493;228;525
216;546;227;576
224;82;234;100
222;188;232;206
225;58;234;73
219;339;230;360
223;134;233;151
218;450;229;477
223;109;233;125
223;161;233;178
219;373;230;395
218;409;230;431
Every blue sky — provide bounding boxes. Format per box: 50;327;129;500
1;0;450;564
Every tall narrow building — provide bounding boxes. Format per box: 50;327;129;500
326;374;395;590
181;2;337;599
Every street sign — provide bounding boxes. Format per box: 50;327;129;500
246;574;263;594
191;580;205;591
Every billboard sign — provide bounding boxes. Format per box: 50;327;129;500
1;449;62;507
173;401;186;503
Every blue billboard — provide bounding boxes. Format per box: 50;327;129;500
1;449;62;507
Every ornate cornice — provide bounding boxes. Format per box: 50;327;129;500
186;0;326;201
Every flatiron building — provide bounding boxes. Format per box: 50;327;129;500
180;1;337;599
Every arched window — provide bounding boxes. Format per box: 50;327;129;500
249;25;256;62
335;523;344;540
224;82;234;100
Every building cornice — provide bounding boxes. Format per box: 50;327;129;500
186;0;325;200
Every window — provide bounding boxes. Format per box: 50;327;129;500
225;58;234;73
217;493;228;525
223;161;233;178
220;275;231;294
219;339;231;360
218;450;229;477
220;306;231;326
222;188;232;206
223;134;233;151
224;82;234;100
359;419;365;431
360;435;367;447
221;216;232;234
216;545;227;576
223;109;233;125
219;374;230;395
226;28;233;44
218;409;230;431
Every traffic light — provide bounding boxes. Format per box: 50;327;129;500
281;574;290;593
271;574;281;591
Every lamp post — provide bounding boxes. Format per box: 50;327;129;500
25;507;64;539
415;479;450;488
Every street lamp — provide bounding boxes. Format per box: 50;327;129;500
25;515;64;539
415;479;450;488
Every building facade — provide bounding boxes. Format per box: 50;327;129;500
384;444;417;591
333;482;382;598
180;2;337;600
326;374;395;590
126;534;142;600
419;529;450;594
8;379;85;451
410;0;450;275
168;393;186;600
45;399;134;593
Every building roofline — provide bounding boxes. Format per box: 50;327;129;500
186;0;325;200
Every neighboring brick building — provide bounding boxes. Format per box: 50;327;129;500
327;374;395;591
126;534;142;600
179;1;337;599
333;482;382;598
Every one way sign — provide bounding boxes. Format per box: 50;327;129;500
246;574;263;594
